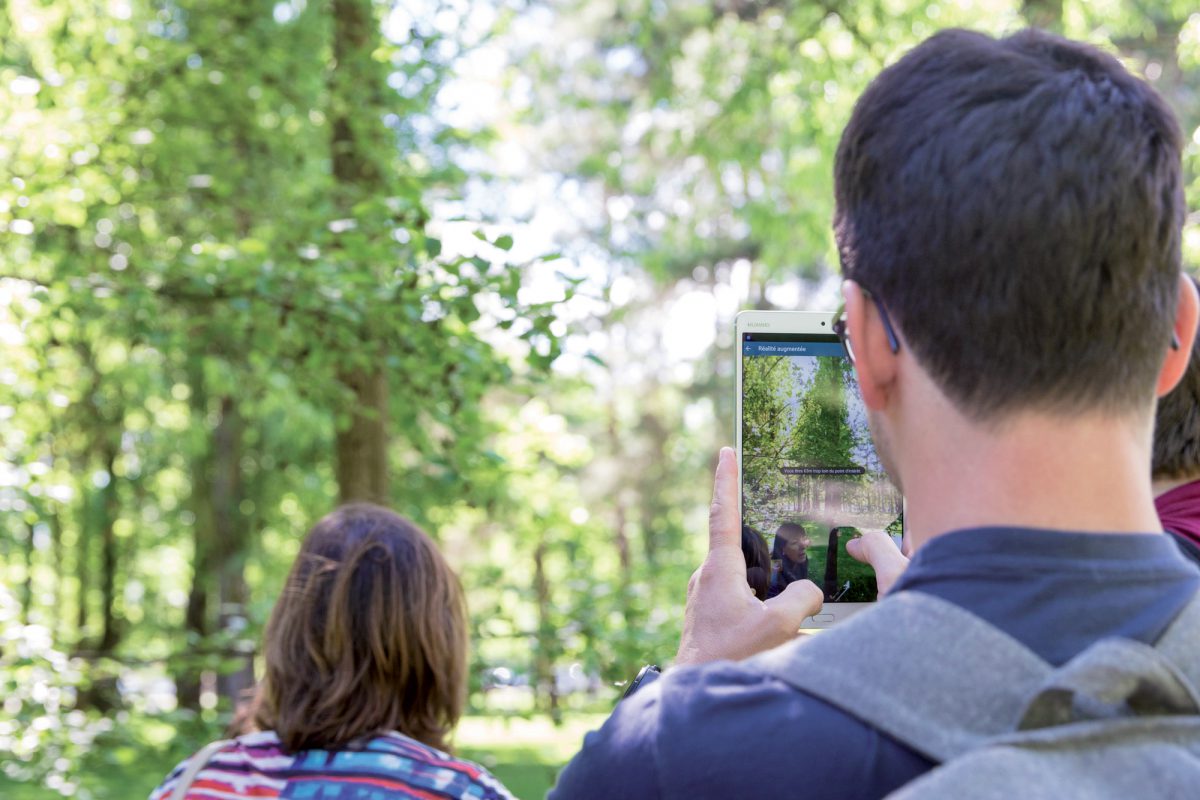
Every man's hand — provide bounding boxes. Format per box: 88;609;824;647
675;448;823;667
846;530;909;596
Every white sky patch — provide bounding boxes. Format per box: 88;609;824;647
0;279;31;347
728;258;753;300
663;289;718;362
10;76;40;96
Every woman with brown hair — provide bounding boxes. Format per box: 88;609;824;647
149;503;514;799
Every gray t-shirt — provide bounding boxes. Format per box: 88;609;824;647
549;528;1200;800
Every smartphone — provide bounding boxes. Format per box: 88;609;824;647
735;310;903;628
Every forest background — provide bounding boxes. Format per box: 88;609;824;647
2;0;1199;798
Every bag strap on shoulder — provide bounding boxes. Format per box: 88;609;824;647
748;591;1052;763
750;589;1200;764
169;738;233;800
1156;590;1200;687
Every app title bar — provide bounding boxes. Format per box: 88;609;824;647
742;341;845;358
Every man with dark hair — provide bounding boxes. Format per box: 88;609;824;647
1154;280;1200;563
551;28;1200;799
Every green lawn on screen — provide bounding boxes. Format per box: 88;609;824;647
803;524;878;602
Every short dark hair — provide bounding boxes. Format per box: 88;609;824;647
254;503;468;752
775;522;811;546
834;28;1184;420
1154;276;1200;480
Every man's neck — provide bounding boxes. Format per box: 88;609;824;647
898;400;1161;553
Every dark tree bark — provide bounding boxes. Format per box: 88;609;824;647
532;538;561;723
179;366;256;711
637;408;670;567
211;396;255;708
97;439;121;654
49;507;64;642
328;0;393;505
179;357;214;711
1021;0;1063;30
335;368;389;504
20;520;34;626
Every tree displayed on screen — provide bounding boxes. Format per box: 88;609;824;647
788;358;856;469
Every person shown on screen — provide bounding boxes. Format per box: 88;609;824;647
149;504;514;800
741;523;772;601
550;28;1200;800
768;522;811;597
1153;283;1200;565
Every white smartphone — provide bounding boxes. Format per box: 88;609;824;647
735;310;904;628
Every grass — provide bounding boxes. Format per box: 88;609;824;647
804;525;878;602
456;714;608;799
0;713;607;800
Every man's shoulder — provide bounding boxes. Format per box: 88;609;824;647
656;656;901;749
552;658;930;799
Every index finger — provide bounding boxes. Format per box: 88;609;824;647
709;447;741;552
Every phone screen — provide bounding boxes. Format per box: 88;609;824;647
740;332;902;604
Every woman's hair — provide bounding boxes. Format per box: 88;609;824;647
741;524;771;601
253;503;468;753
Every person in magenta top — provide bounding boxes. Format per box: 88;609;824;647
1153;279;1200;565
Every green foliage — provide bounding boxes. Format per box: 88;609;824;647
0;0;568;793
788;358;855;469
0;588;103;795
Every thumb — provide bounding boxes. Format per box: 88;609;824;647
708;447;740;553
763;578;823;629
847;530;910;595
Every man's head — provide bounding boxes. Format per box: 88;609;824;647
834;28;1185;422
1154;277;1200;483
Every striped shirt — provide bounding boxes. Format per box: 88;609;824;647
148;730;515;800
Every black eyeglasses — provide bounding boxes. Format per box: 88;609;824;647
831;289;901;363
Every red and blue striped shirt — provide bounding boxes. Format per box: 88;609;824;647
149;730;515;800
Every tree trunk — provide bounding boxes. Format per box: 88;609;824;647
97;440;121;654
20;520;34;626
335;367;389;504
75;489;91;642
606;394;633;606
328;0;392;505
532;538;561;723
1021;0;1062;30
637;408;670;567
211;396;256;709
50;508;64;643
179;357;214;711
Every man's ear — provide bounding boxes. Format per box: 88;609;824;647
843;280;899;411
1156;273;1200;398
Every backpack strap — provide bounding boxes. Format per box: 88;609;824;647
1015;636;1200;730
1155;590;1200;689
169;738;233;800
748;591;1052;763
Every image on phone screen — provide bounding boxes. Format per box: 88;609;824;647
740;331;902;604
